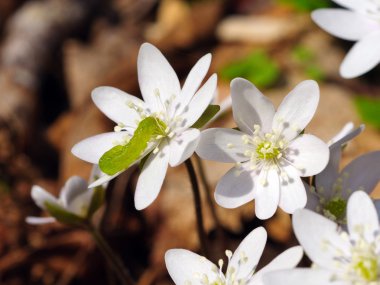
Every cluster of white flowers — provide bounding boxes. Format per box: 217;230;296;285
26;2;380;282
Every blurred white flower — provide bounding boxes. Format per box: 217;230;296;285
165;227;303;285
312;1;380;78
72;43;217;210
196;78;329;219
263;191;380;285
306;124;380;223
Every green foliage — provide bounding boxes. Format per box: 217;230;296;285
277;0;330;12
219;50;280;88
99;117;167;175
191;105;220;129
45;202;85;226
354;96;380;129
292;45;325;81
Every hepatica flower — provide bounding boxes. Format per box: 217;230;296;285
165;227;303;285
306;124;380;223
312;0;380;78
26;170;105;225
263;191;380;285
72;43;217;210
196;78;329;219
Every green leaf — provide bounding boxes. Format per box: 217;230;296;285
99;117;167;175
45;202;85;226
277;0;330;12
354;96;380;129
87;186;106;219
291;45;325;81
220;50;280;88
191;105;220;129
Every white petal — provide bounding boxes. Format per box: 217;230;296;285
255;169;280;220
340;151;380;195
332;0;377;13
26;216;56;225
305;182;321;211
165;249;219;285
250;246;303;285
272;80;319;141
88;171;122;188
71;132;131;164
137;43;180;112
172;54;212;116
262;268;336;285
228;227;267;280
340;31;380;78
31;185;59;210
279;165;307;214
311;9;378;41
181;74;217;128
286;134;329;177
347;191;379;241
169;129;200;167
59;176;92;216
329;124;364;149
215;165;255;209
89;165;110;188
135;142;169;210
230;78;275;134
91;86;145;127
196;128;248;163
292;209;349;267
317;125;364;191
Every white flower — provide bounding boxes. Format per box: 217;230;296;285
26;174;101;225
72;43;217;210
312;0;380;78
165;227;303;285
306;124;380;223
196;78;329;219
263;191;380;285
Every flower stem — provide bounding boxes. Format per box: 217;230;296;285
185;158;209;257
194;155;222;230
88;224;135;285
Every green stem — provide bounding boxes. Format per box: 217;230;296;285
88;225;134;285
185;158;209;257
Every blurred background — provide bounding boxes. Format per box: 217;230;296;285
0;0;379;284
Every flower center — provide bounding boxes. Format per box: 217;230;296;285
323;197;347;222
256;141;281;160
353;257;378;282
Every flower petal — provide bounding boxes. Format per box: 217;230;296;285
137;43;180;112
317;125;364;192
135;142;169;210
340;31;380;78
181;74;217;128
165;249;219;285
92;86;145;128
59;176;92;216
292;209;349;267
250;246;303;285
231;78;275;134
340;151;380;195
169;129;200;167
347;191;379;241
305;182;321;211
279;165;307;214
228;227;267;280
311;9;378;41
172;54;212;116
31;185;59;210
196;128;248;163
272;80;319;141
332;0;377;13
71;132;131;164
262;268;336;285
255;169;280;220
329;124;364;149
286;134;329;177
88;171;122;188
26;216;56;225
215;165;255;209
